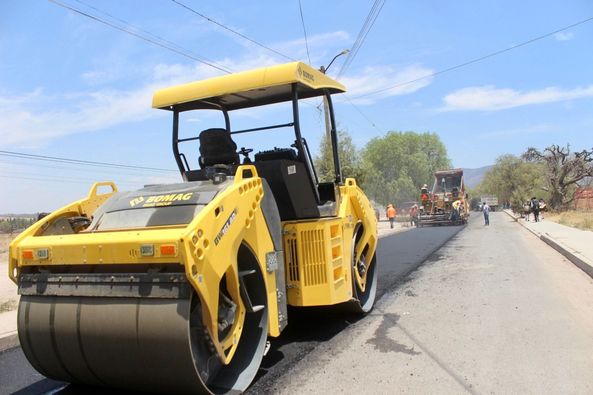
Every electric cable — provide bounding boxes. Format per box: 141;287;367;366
48;0;232;74
337;0;385;79
170;0;295;61
73;0;207;58
0;174;143;186
342;95;384;135
353;14;593;99
297;0;312;64
0;151;177;172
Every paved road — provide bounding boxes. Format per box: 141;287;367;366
269;212;593;394
0;222;464;395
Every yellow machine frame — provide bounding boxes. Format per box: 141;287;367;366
8;61;378;394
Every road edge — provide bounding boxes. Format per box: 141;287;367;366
0;330;18;353
504;210;593;280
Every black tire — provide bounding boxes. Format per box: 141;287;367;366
351;252;377;314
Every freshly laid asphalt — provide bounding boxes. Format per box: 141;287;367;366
0;221;464;395
248;222;465;394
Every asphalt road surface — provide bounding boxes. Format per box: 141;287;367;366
268;213;593;394
0;222;464;395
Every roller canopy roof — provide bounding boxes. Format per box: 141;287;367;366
152;62;346;112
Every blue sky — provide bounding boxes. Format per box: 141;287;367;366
1;0;592;213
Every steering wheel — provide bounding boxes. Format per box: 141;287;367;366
238;147;254;163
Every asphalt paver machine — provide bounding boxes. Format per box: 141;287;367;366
8;62;378;394
418;168;468;226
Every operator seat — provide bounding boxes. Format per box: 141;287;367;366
198;128;240;168
254;148;321;220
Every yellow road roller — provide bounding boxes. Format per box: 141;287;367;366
8;62;378;394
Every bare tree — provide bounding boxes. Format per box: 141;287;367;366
523;144;593;210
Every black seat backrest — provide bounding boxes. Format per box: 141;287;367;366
198;128;239;168
254;159;320;220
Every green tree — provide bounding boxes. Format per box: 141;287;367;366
476;154;546;211
523;144;593;210
361;131;450;206
314;129;364;183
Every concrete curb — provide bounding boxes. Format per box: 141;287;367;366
0;331;18;352
540;234;593;279
504;210;593;280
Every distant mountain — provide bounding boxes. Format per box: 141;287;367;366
462;166;492;189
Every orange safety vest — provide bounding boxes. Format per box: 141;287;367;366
387;206;396;218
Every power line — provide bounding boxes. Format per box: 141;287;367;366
73;0;206;58
0;174;142;187
343;95;384;135
0;158;171;178
337;0;385;79
170;0;295;61
297;0;312;65
1;170;142;187
333;0;386;135
0;151;177;172
354;14;593;99
48;0;232;74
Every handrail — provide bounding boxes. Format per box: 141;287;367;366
231;122;294;135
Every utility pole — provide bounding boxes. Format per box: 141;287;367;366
323;96;331;142
319;50;349;146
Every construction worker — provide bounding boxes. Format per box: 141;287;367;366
386;203;397;229
452;199;462;222
420;184;429;201
409;204;419;227
451;200;461;221
482;201;490;226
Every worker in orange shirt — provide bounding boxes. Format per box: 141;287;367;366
409;204;419;227
420;184;429;202
386;203;397;229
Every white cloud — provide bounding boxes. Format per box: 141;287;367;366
339;64;435;104
0;29;423;147
441;84;593;112
0;83;165;147
554;32;574;41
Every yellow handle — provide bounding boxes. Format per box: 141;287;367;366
87;181;118;199
233;165;259;183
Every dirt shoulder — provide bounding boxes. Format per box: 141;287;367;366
546;210;593;231
0;234;18;312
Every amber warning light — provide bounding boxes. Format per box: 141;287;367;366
160;245;176;256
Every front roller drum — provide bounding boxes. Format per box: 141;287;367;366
18;289;268;394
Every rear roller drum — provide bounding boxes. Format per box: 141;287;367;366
351;251;378;313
